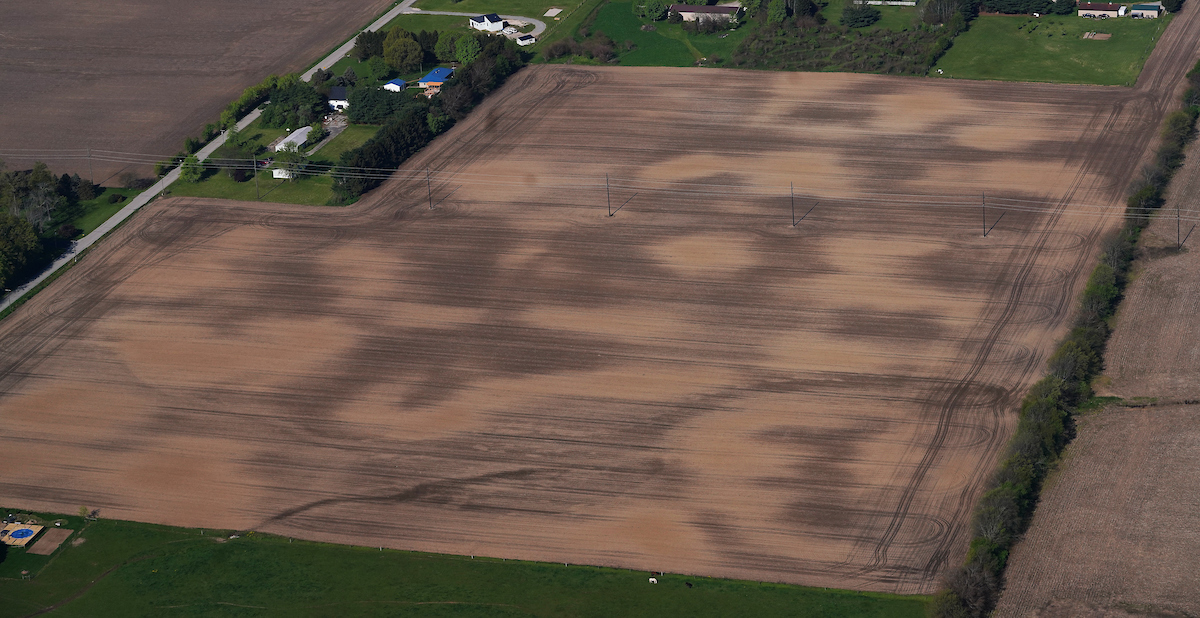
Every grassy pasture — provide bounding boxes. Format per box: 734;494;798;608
934;13;1171;85
169;170;336;206
0;509;930;617
311;124;383;165
588;1;751;65
72;188;143;236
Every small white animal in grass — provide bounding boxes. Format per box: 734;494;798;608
649;577;658;584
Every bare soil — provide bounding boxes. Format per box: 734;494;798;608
1;11;1199;592
0;0;392;184
993;405;1200;617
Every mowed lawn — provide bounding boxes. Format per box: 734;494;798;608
170;171;336;206
312;124;382;165
935;13;1172;85
0;510;929;618
414;0;576;18
591;1;751;65
72;188;142;236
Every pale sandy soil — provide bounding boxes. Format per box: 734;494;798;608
2;22;1198;593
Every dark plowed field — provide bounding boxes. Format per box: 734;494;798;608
0;0;391;183
2;10;1198;592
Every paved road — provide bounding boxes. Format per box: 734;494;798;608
2;0;544;314
304;0;545;82
0;108;262;315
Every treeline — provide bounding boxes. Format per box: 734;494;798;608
930;59;1200;618
0;160;98;290
332;37;525;202
350;27;485;74
731;0;973;74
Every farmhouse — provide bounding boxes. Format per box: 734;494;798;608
470;13;505;31
328;86;348;111
1130;2;1162;16
1078;2;1122;16
274;126;312;152
383;78;407;92
418;67;454;88
668;4;742;21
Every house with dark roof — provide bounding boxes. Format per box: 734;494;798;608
328;86;348;111
470;13;505;31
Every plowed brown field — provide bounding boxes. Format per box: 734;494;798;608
0;0;391;183
2;11;1199;592
996;56;1200;613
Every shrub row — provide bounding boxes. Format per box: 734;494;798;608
331;37;526;203
931;59;1200;618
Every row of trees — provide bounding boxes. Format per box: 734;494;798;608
0;159;98;290
332;36;525;202
353;28;485;74
931;58;1200;618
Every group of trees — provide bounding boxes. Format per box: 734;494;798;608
0;159;96;290
352;28;485;74
258;80;327;129
930;57;1200;618
333;36;525;202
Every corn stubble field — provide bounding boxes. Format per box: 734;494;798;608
1;25;1196;593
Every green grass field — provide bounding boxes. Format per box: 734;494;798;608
311;124;383;165
935;13;1172;85
589;2;751;65
72;188;142;236
414;0;577;20
0;509;930;617
820;2;919;30
169;170;335;206
326;15;469;90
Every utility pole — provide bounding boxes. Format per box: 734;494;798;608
427;168;433;209
606;173;611;217
1178;201;1182;249
253;156;259;199
88;146;93;185
982;192;987;237
791;182;796;227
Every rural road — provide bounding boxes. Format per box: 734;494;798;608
1;0;543;314
304;0;546;81
0;107;262;315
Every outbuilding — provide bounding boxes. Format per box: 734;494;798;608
1078;2;1121;17
328;86;348;111
383;78;408;92
1130;2;1162;16
470;13;505;31
275;126;312;152
418;67;454;88
668;4;742;21
517;34;537;46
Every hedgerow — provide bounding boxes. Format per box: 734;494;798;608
930;58;1200;618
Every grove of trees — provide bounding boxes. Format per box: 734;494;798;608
0;159;96;291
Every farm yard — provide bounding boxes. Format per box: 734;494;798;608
0;0;395;184
1;44;1192;597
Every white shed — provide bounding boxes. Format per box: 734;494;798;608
383;78;407;92
275;127;312;152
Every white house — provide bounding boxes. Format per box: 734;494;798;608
517;34;537;46
383;78;407;92
275;127;312;152
668;3;741;21
328;86;348;111
470;13;505;31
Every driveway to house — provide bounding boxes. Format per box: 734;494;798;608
304;0;545;81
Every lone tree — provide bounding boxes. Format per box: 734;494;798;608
384;29;423;72
180;154;203;183
456;35;482;65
